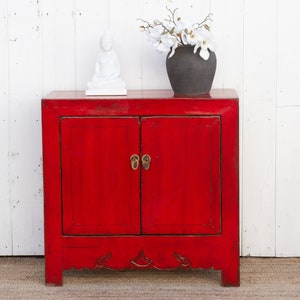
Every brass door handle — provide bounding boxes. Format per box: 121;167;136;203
142;154;151;170
130;154;140;170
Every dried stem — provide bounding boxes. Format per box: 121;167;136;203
195;13;213;29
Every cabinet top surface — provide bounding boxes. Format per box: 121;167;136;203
43;89;238;101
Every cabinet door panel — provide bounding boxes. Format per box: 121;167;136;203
61;117;140;235
141;117;221;235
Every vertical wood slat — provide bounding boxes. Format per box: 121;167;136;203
0;0;13;255
139;0;172;89
41;0;77;93
276;108;300;256
277;0;300;107
276;0;300;257
7;0;44;255
210;0;244;91
210;0;244;255
109;0;143;89
74;0;109;90
241;0;277;256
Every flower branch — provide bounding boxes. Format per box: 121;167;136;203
138;7;216;60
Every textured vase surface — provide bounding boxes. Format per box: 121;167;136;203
166;46;217;96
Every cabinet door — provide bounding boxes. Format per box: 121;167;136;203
61;117;140;235
141;116;221;235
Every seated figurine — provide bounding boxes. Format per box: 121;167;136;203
86;30;127;96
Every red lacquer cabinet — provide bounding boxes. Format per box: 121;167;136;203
42;90;239;286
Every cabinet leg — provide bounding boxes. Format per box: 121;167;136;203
45;270;63;286
221;268;240;287
45;258;63;286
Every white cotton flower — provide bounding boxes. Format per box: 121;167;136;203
174;19;188;34
155;32;178;53
165;22;175;32
168;44;179;58
146;25;164;44
196;37;216;60
181;27;204;46
188;27;216;60
199;45;210;60
155;41;170;52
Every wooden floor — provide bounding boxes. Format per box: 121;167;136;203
0;257;299;299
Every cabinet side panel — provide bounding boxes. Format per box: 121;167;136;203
42;104;63;285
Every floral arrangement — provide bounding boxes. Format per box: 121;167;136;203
139;7;215;60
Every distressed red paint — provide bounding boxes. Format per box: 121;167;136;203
42;89;239;286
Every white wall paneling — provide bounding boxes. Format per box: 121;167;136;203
7;0;44;255
210;0;244;255
140;0;173;89
275;0;300;255
0;0;300;256
75;0;109;89
241;0;277;256
210;0;244;91
0;0;13;255
276;108;300;256
277;0;300;107
109;0;143;89
41;0;77;92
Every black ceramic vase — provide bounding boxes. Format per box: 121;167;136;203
166;46;217;96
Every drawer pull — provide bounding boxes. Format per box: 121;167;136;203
130;154;140;170
142;154;151;170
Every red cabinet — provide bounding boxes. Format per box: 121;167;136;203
42;90;239;286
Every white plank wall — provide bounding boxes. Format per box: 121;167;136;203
0;0;299;256
276;0;300;256
242;0;277;256
0;0;12;255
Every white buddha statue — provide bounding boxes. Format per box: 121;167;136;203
86;30;127;96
